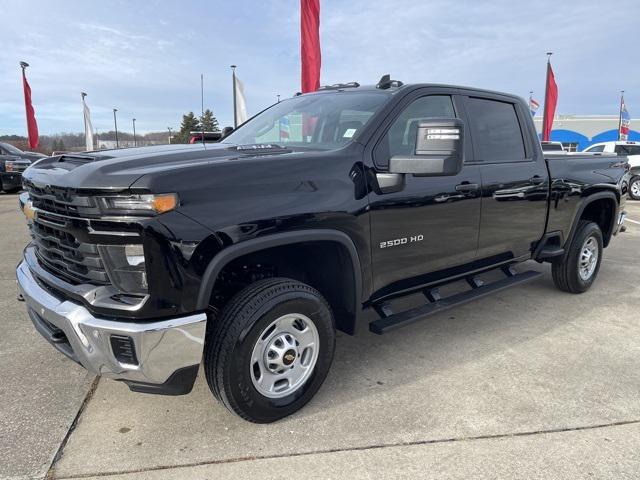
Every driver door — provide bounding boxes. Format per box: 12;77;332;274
367;92;481;295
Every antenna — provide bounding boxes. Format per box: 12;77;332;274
376;74;403;90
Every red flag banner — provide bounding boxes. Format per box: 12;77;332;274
22;69;39;149
301;0;321;93
542;62;558;142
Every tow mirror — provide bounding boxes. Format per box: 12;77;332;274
389;118;464;176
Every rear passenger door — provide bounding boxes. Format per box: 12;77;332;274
463;95;549;261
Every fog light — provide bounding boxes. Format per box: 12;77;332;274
98;244;148;294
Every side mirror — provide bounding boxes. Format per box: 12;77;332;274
221;126;234;139
389;118;464;176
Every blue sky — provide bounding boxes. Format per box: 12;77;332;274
1;0;638;135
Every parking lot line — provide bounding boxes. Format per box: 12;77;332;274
626;218;640;225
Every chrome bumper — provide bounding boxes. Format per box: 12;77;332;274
16;260;207;391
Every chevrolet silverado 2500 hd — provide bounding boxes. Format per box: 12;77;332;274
16;78;629;422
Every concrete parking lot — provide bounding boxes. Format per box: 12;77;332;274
2;194;640;480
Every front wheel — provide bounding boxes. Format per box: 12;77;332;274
204;278;335;423
629;176;640;201
552;221;603;293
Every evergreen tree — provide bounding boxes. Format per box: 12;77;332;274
200;109;220;132
175;112;200;143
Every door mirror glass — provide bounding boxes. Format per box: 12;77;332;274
389;118;464;176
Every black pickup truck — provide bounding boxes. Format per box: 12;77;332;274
0;142;45;192
17;78;629;423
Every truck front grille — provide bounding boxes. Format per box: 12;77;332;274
24;183;110;286
30;216;110;285
24;181;101;218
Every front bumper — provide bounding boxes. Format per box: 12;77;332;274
16;260;207;395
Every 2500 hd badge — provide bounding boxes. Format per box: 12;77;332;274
380;235;424;249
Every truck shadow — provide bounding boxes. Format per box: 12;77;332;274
304;261;608;415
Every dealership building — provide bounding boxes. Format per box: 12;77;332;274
533;115;639;152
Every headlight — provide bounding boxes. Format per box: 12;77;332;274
98;244;148;295
5;161;14;172
98;193;178;215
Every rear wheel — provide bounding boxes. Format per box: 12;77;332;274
204;278;335;423
629;176;640;200
552;221;603;293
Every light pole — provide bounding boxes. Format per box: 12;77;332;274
167;127;172;144
113;108;119;148
132;118;137;147
277;94;281;103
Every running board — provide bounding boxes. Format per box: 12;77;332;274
369;268;542;335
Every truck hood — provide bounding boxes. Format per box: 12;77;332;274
22;143;295;191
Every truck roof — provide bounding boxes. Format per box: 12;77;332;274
297;81;524;103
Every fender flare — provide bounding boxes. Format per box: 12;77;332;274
195;229;363;312
565;190;619;248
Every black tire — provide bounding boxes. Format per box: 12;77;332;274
552;221;603;293
204;277;335;423
629;176;640;201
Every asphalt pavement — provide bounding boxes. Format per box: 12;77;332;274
2;194;639;480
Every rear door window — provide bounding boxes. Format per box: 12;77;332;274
466;97;526;162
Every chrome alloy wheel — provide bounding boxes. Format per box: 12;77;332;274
631;180;640;198
578;236;599;281
250;313;320;398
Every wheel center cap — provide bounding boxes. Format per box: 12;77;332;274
283;349;296;365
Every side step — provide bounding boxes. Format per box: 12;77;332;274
369;268;542;335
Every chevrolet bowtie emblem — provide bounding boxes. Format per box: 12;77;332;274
23;201;36;221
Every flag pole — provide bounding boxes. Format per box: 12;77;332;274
618;90;625;141
200;73;205;144
81;92;89;149
231;65;237;128
113;108;119;148
542;52;552;141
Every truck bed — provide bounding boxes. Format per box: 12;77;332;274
545;153;628;244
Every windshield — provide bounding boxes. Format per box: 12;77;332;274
223;91;390;150
2;143;23;154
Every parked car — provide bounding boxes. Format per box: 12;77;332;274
189;131;223;143
0;142;45;192
540;141;566;153
582;141;640;199
16;79;629;422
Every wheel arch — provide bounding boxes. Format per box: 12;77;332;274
567;190;619;248
196;229;364;335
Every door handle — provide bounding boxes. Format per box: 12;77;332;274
529;175;545;185
455;182;479;192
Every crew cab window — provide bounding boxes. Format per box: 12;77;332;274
585;145;605;153
466;97;526;162
614;145;640;155
374;95;455;167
